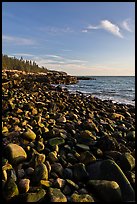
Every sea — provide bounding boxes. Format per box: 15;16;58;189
62;76;135;106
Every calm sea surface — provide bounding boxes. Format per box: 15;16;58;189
63;76;135;106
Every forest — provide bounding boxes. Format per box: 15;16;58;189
2;54;48;73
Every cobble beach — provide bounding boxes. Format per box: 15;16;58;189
2;70;135;202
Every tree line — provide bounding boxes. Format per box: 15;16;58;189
2;54;48;73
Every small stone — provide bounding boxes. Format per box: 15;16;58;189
54;178;66;189
17;168;25;179
18;179;30;193
25;167;34;176
33;163;48;183
40;180;52;187
51;162;63;177
80;130;96;140
79;188;88;194
48;187;67;202
70;193;94;202
76;143;90;151
57;116;67;123
66;179;79;190
49;137;65;146
36;141;45;152
23;189;46;202
79;151;96;165
48;151;58;163
126;131;135;141
22;128;36;141
111;113;125;120
2;126;9;133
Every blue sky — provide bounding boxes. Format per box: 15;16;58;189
2;2;135;76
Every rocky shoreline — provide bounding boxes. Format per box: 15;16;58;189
2;70;135;202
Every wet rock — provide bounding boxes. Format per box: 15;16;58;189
33;163;48;183
79;151;96;165
96;135;119;151
4;143;27;165
22;188;46;202
63;168;73;179
62;185;72;195
111;113;125;120
87;159;135;202
49;137;65;146
2;170;7;182
80;130;96;140
70;193;94;202
25;167;34;176
76;143;90;151
48;151;58;163
126;131;135;141
66;179;79;190
51;162;63;177
54;178;66;189
2;126;9;133
40;180;52;188
118;152;135;171
48;187;67;202
22;128;36;141
3;178;19;200
18;179;30;193
72;163;89;181
125;171;135;189
87;180;122;202
57;116;67;123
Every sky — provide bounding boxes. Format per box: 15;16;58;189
2;2;135;76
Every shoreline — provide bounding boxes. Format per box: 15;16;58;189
2;70;135;202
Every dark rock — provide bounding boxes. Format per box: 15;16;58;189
87;180;122;202
87;159;135;202
63;168;73;179
48;187;67;202
3;178;19;200
118;152;135;171
33;163;48;183
70;193;94;202
22;188;46;202
72;163;89;181
4;143;27;165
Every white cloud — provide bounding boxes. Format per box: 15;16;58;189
2;35;36;45
121;19;132;32
100;20;123;38
45;54;64;59
38;26;74;34
87;25;100;30
82;19;123;38
82;29;88;33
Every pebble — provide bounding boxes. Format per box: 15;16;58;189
48;187;67;202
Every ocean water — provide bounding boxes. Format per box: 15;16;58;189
63;76;135;106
